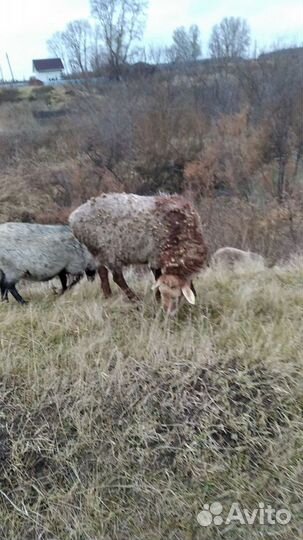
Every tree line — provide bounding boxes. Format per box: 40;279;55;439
47;0;252;79
45;0;303;206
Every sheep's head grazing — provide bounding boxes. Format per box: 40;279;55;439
85;263;97;282
152;274;196;316
85;267;96;281
85;256;97;282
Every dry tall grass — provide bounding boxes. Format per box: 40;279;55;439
0;262;302;539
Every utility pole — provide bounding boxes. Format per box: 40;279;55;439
6;52;15;82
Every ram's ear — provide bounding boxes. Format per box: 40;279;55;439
151;278;161;291
181;285;196;305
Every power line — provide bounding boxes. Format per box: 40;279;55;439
6;52;15;81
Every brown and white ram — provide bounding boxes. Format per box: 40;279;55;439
69;193;208;315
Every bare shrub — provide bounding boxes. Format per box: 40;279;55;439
184;109;267;198
0;158;124;224
199;196;303;264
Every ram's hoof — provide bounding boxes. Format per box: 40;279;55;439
52;286;60;296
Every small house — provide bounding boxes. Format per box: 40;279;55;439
32;58;64;84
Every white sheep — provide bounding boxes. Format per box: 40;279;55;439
211;247;265;269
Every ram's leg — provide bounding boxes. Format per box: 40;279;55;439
0;273;7;301
56;270;68;295
98;266;112;298
1;287;8;302
151;268;161;301
0;281;6;301
112;269;139;302
8;284;27;305
191;281;196;297
2;287;9;301
67;273;83;290
152;268;161;280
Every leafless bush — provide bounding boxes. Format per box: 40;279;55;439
199;196;303;264
184;109;267;198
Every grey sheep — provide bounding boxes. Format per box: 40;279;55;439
0;223;97;304
69;193;208;315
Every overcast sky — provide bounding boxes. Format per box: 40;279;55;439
0;0;302;80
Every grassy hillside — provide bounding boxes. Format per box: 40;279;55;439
0;263;302;539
